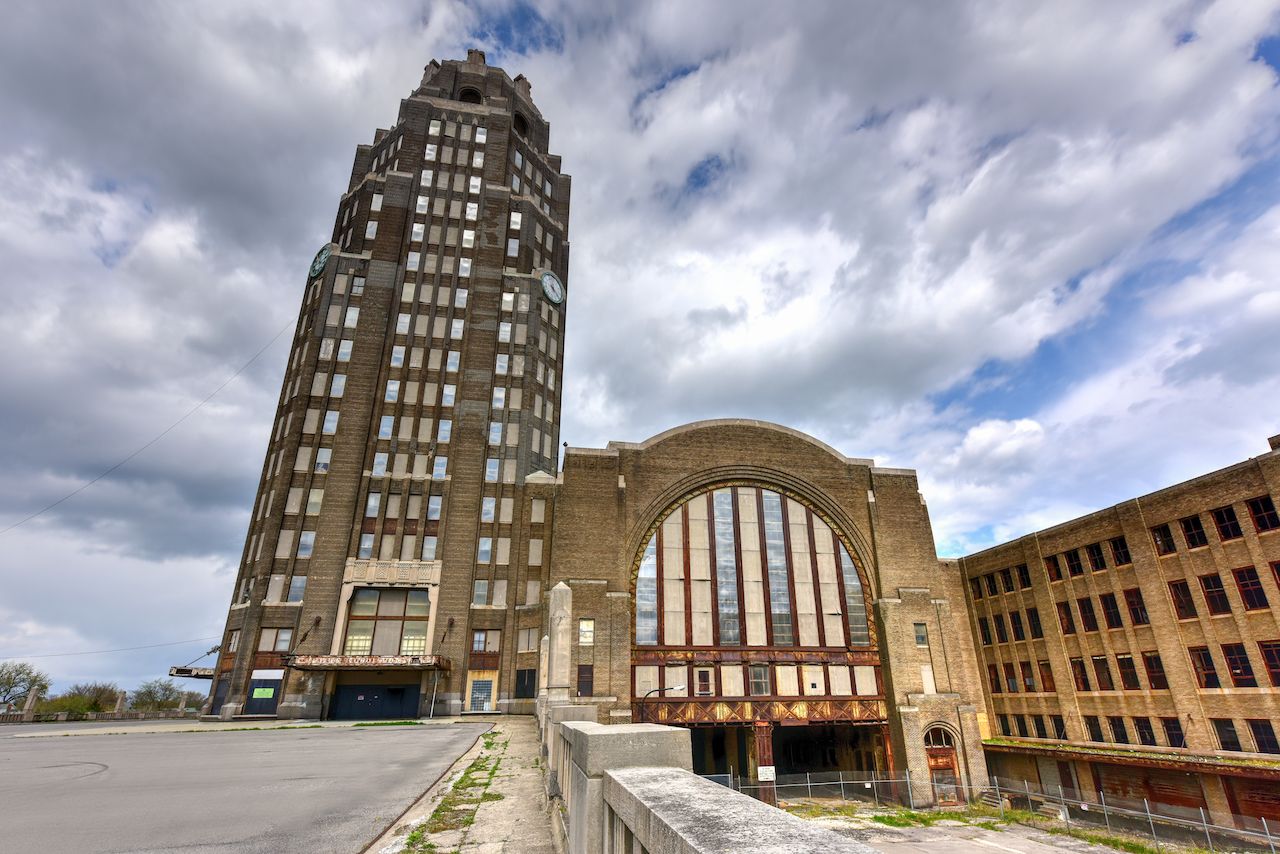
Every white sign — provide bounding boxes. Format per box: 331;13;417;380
758;765;776;782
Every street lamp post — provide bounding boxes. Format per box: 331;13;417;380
639;685;685;723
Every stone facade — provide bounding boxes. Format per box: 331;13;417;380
959;434;1280;825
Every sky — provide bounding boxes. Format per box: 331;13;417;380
2;0;1280;693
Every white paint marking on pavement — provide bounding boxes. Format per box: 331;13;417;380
973;836;1029;853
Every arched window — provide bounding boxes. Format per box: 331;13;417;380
513;112;529;137
459;87;483;104
633;485;872;650
924;726;955;748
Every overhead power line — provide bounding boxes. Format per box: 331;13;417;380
0;316;296;537
2;636;220;660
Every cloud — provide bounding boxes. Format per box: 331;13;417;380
2;1;1280;688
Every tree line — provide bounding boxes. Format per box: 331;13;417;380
0;661;204;714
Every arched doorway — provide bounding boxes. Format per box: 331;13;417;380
924;725;961;804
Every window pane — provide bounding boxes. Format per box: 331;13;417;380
350;588;379;616
344;622;373;654
406;590;430;617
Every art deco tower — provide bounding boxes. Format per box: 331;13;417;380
211;50;570;718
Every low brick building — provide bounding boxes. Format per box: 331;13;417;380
959;434;1280;827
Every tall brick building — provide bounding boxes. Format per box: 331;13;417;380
208;52;1278;821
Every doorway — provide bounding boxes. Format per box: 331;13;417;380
329;684;420;720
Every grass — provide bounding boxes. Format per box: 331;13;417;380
416;737;506;838
352;720;423;727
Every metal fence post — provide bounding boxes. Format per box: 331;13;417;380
806;772;813;800
873;770;879;807
1199;807;1214;852
1061;785;1069;829
905;769;914;810
839;771;846;803
1263;816;1275;854
994;776;1004;818
1100;789;1111;833
1144;798;1159;851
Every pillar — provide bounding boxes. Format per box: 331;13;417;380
753;721;777;806
21;688;41;722
547;582;572;705
114;690;128;714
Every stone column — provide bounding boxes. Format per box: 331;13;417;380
114;690;128;714
753;721;777;806
546;582;572;705
21;688;42;722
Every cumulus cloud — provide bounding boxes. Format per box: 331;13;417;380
2;1;1280;686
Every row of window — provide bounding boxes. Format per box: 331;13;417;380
1054;589;1150;634
978;607;1045;644
1168;564;1277;617
995;711;1191;749
1150;496;1278;556
1045;537;1132;581
1188;640;1280;688
970;563;1033;599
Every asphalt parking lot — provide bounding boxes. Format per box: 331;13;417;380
0;721;490;854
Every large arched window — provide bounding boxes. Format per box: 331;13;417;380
924;726;955;748
634;485;871;649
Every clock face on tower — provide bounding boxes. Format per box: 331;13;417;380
540;270;565;304
309;243;334;279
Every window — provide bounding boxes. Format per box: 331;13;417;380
984;573;998;596
1056;602;1077;634
988;664;1002;694
1151;523;1176;555
437;419;452;443
441;384;456;406
342;588;429;656
1108;716;1129;744
1248;720;1280;754
514;669;536;699
495;353;509;375
306;489;324;515
421;536;438;560
1091;656;1114;691
476;127;487;144
431;456;448;479
1213;719;1243;752
469;175;482;194
1211;505;1243;541
1189;646;1220;688
1045;555;1062;581
1020;661;1035;691
411;222;424;242
465;201;478;220
1009;611;1025;641
1247;495;1279;532
330;374;346;398
999;567;1014;592
1052;715;1068;740
323;410;339;434
364;220;377;240
426;495;442;520
1261;641;1280;687
1134;717;1156;746
485;458;499;482
1200;573;1231;615
1162;717;1187;748
471;581;489;606
338;339;353;361
1180;515;1208;548
1233;567;1269;610
578;618;595;646
378;415;394;440
477;537;492;563
1004;662;1018;693
1077;598;1099;632
1027;607;1043;638
296;530;315;558
365;492;381;517
372;453;388;477
492;387;506;409
315;448;332;473
397;313;411;334
450;319;464;340
385;380;400;402
1222;643;1257;687
391;345;405;367
488;422;502;445
749;664;770;696
462;229;475;248
506;238;520;257
576;665;594;698
1015;715;1029;737
978;617;992;645
1116;655;1140;690
1070;657;1091;691
1033;716;1047;738
1142;651;1169;689
1017;564;1032;588
993;614;1008;643
1110;536;1132;566
446;351;460;372
1086;543;1107;571
498;321;512;343
998;714;1011;736
1099;593;1123;629
1038;660;1056;692
1168;580;1197;619
1065;549;1084;576
1084;715;1105;742
227;629;240;653
509;211;522;230
258;628;294;653
358;533;374;558
480;497;496;523
1124;588;1149;624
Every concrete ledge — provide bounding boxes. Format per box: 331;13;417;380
560;721;692;776
604;767;874;854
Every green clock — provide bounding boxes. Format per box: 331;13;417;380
309;243;334;278
540;270;565;304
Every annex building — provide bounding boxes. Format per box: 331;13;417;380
205;52;1280;827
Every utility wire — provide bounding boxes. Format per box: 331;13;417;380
3;636;220;660
0;316;296;537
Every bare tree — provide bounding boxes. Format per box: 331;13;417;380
0;662;51;708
